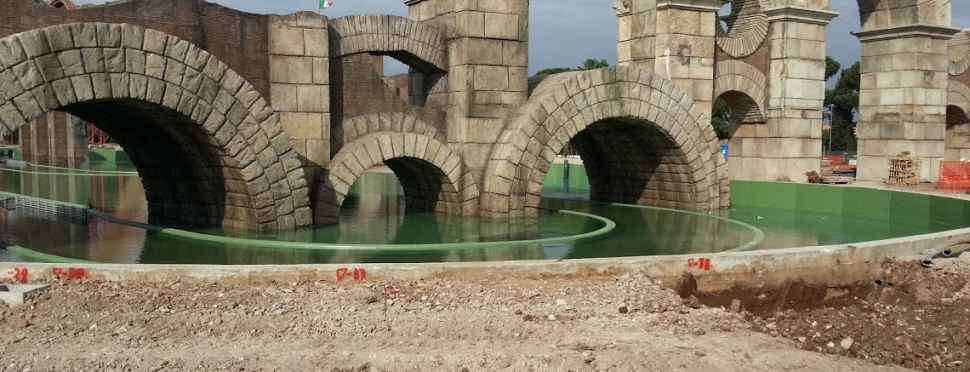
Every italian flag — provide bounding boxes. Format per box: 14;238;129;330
319;0;332;10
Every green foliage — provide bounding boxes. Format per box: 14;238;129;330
533;59;610;76
711;98;731;140
824;56;841;82
823;61;861;152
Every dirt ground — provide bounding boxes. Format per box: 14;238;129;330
5;258;970;371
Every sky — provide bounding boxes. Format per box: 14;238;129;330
85;0;970;86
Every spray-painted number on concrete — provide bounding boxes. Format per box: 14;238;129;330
687;258;712;271
336;268;367;282
9;268;28;283
51;267;87;280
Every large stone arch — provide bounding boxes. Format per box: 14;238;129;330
314;132;479;225
328;15;447;73
330;112;445;156
0;23;311;232
481;66;729;219
713;60;767;124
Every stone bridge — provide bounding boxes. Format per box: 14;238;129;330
0;0;965;231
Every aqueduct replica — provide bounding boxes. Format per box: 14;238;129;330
0;0;966;231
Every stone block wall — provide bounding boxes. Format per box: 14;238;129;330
854;0;958;182
759;5;835;182
946;30;970;161
329;53;446;156
405;0;530;195
18;111;86;168
267;12;330;185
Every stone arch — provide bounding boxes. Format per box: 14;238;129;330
330;112;445;156
949;80;970;124
328;15;447;73
481;66;729;219
0;23;311;232
314;132;479;225
715;0;769;58
713;60;767;124
949;29;970;76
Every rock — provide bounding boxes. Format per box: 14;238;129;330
798;337;807;343
547;314;557;321
694;350;706;357
14;319;29;328
840;337;854;350
729;299;742;313
555;299;567;306
618;306;629;314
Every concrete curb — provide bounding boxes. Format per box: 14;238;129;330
2;228;960;291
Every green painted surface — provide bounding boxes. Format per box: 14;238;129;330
3;162;970;265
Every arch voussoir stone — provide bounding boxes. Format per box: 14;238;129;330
329;14;447;73
713;60;767;124
0;22;309;232
482;65;728;218
314;132;479;225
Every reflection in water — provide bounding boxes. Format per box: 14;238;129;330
1;162;957;265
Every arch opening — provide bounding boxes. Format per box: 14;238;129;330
61;99;248;229
315;133;477;227
556;118;692;207
0;23;312;232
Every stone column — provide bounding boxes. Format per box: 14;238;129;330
651;0;723;115
854;25;960;182
615;0;658;67
755;5;837;182
267;12;330;184
406;0;529;205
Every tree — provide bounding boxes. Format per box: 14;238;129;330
823;61;861;152
711;98;730;140
533;59;610;76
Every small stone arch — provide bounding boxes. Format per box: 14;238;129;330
713;60;767;124
331;112;445;156
949;29;970;76
0;23;311;231
481;66;728;219
314;132;479;225
328;15;447;73
949;80;970;124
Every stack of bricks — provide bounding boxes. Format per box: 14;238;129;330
268;12;330;184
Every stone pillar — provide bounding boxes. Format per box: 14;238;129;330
615;0;658;67
755;5;837;182
267;12;330;184
854;24;960;182
406;0;529;202
616;0;721;115
650;0;723;115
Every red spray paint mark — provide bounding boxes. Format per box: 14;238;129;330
51;267;86;280
11;268;28;283
336;268;367;282
383;284;400;296
687;258;712;271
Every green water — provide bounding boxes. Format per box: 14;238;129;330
0;156;965;265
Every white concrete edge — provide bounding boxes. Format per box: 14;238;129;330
1;227;962;289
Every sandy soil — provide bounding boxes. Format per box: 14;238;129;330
11;259;970;372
